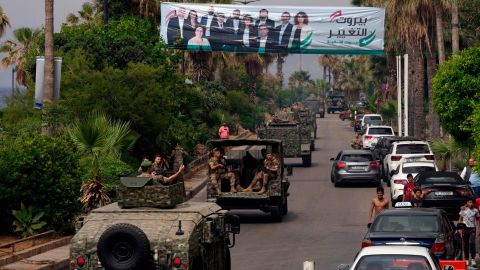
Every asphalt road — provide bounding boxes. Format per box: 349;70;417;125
192;113;387;270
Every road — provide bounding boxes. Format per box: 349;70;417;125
192;113;389;270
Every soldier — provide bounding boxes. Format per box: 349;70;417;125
351;133;363;149
138;160;154;177
152;155;170;173
152;164;185;186
244;148;279;194
209;148;237;193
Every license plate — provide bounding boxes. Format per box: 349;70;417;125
435;191;453;196
351;166;366;170
405;157;422;162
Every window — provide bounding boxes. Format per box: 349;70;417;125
402;166;435;174
355;255;432;270
368;128;393;135
396;144;430;154
418;176;465;185
371;215;439;232
364;116;382;121
341;154;373;162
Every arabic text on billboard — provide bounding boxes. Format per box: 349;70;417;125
160;3;385;55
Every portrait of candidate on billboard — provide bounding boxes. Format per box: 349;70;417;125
160;3;385;55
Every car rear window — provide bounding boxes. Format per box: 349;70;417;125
354;255;432;270
372;215;438;232
368;128;393;135
417;175;465;185
364;116;382;121
341;154;373;162
402;166;436;174
396;144;430;154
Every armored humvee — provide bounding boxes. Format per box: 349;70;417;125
70;177;239;270
205;139;290;222
258;119;312;167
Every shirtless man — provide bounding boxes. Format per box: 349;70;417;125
367;186;389;228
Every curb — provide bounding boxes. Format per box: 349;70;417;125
186;176;209;200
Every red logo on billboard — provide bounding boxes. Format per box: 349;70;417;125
330;10;342;21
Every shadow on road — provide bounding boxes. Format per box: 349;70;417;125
228;210;299;224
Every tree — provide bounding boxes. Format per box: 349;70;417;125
66;2;99;26
432;47;480;141
68;113;138;212
43;0;55;136
0;27;42;86
0;5;11;38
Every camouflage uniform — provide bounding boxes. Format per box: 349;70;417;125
245;156;280;194
209;157;236;193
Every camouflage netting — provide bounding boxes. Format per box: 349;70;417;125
117;182;185;208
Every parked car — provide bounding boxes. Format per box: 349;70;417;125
415;171;473;219
353;114;364;132
338;246;467;270
362;125;395;150
361;114;383;130
384;141;435;183
339;110;350;121
330;150;380;187
390;160;438;205
361;208;459;259
371;136;419;180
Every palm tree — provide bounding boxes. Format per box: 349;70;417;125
68;113;138;213
66;3;99;26
0;27;42;86
43;0;55;137
276;53;286;87
430;138;469;171
238;53;264;103
0;5;11;38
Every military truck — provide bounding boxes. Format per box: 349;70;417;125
70;177;240;270
292;106;317;150
304;95;320;117
326;94;347;114
205;139;290;222
258;120;312;167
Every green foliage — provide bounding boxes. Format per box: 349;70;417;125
432;47;480;141
0;132;82;233
379;101;397;124
430;138;470;171
12;203;47;238
226;90;255;129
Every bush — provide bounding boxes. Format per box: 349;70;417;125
0;132;82;234
433;47;480;141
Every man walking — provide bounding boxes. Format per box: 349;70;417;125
367;187;389;228
459;198;479;266
461;158;480;198
402;173;415;202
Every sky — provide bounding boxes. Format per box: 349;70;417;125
0;0;352;98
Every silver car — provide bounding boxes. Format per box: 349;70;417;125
330;150;380;187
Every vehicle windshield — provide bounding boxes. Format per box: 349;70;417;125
417;175;465;185
396;144;430;154
368;128;393;135
371;215;438;232
402;166;436;174
364;116;382;122
341;154;373;162
354;255;432;270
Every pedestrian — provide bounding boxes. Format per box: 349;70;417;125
218;122;230;139
459;198;479;266
402;173;415;202
350;133;362;149
461;158;480;198
410;188;423;208
367;186;389;228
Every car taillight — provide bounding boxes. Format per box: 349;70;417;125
370;161;379;169
394;179;407;185
425;154;435;160
364;135;373;140
76;257;86;267
391;155;402;161
172;257;182;267
69;261;76;269
361;239;372;248
336;162;346;169
457;189;473;198
431;240;445;254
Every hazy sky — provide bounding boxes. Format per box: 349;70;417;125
0;0;351;92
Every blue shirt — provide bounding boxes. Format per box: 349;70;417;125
461;167;480;187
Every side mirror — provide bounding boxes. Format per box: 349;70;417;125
286;165;293;176
330;157;335;161
226;214;240;234
338;264;350;270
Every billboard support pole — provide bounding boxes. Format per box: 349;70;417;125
403;54;408;137
396;55;402;136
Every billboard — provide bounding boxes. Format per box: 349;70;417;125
160;3;385;55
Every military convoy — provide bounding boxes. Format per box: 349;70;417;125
206;139;290;222
304;94;325;118
70;177;239;270
257;104;316;167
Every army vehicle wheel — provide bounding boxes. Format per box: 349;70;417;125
302;155;312;167
271;205;283;222
225;249;231;270
97;223;151;270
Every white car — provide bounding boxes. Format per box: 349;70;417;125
337;246;461;270
389;160;438;205
384;141;435;182
361;114;383;130
362;125;395;150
